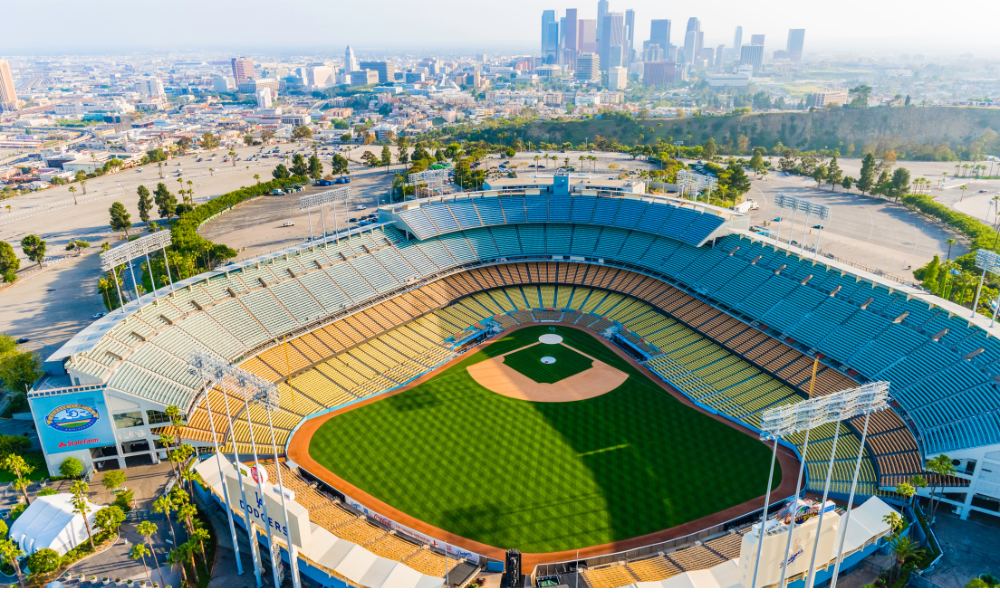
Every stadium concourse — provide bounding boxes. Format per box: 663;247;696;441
32;177;999;587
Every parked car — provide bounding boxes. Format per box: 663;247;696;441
92;312;107;319
356;205;367;211
16;338;28;344
271;189;286;196
349;217;359;223
282;221;294;227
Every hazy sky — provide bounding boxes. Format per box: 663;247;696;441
4;0;999;56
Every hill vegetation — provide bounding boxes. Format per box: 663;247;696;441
441;107;1000;161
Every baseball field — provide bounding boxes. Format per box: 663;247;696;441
304;325;780;554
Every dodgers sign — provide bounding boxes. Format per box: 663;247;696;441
225;471;311;548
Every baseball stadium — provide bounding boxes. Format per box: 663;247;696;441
28;174;999;588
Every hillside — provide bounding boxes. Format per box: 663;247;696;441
455;107;1000;157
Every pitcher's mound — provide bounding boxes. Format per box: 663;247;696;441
466;342;628;402
539;334;563;344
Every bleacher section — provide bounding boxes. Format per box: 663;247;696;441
257;462;465;581
64;216;999;490
580;531;744;588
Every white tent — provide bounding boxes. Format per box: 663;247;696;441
8;493;105;556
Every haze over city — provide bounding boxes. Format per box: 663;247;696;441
3;0;1000;55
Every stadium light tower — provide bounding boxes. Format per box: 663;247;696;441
409;169;449;198
970;249;1000;321
751;381;890;588
774;195;831;256
100;230;172;311
300;188;351;244
187;351;244;578
188;352;262;587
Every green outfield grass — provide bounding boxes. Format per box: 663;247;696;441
308;325;779;553
502;341;593;383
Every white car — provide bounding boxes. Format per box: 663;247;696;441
283;221;294;227
92;312;107;319
355;205;367;211
136;168;144;173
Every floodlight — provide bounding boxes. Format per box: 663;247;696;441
100;229;172;271
300;188;351;211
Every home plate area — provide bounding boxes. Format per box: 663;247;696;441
465;333;628;402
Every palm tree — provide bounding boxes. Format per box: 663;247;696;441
137;520;166;588
908;475;928;506
253;174;260;185
168;542;199;585
131;544;152;585
946;239;956;262
0;538;26;587
71;481;96;550
69;185;77;205
888;534;926;583
153;496;178;548
959;184;968;201
926;454;957;521
209;167;214;177
894;482;916;506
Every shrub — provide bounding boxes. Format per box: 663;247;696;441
36;487;58;497
0;518;7;540
59;457;84;479
27;548;61;575
10;504;27;522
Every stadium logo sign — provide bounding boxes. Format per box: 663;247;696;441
46;404;100;433
250;465;269;485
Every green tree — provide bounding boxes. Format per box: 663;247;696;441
109;202;132;236
826;155;844;190
68;185;78;205
894;482;916;506
849;84;872;107
890;168;911;201
331;154;350;175
917;255;941;294
137;521;166;588
102;470;126;492
200;132;220;150
290;154;308;177
19;235;46;268
397;136;409;165
926;454;957;521
130;543;152;585
873;169;892;197
811;165;828;188
727;165;752;199
0;538;26;587
272;163;290;179
888;534;926;583
748;149;765;178
701;138;717;161
70;481;96;550
290;125;313;141
945;239;956;262
857;153;876;195
0;241;20;283
0;454;34;505
93;505;126;537
168;541;200;585
60;456;84;479
307;155;323;180
27;548;60;575
842;175;855;190
153;183;177;220
137;185;153;225
380;144;392;168
0;518;7;540
153;496;178;548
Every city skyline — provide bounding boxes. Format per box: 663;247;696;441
2;0;999;56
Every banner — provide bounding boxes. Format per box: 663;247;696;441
341;493;481;564
226;470;311;548
29;387;117;454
